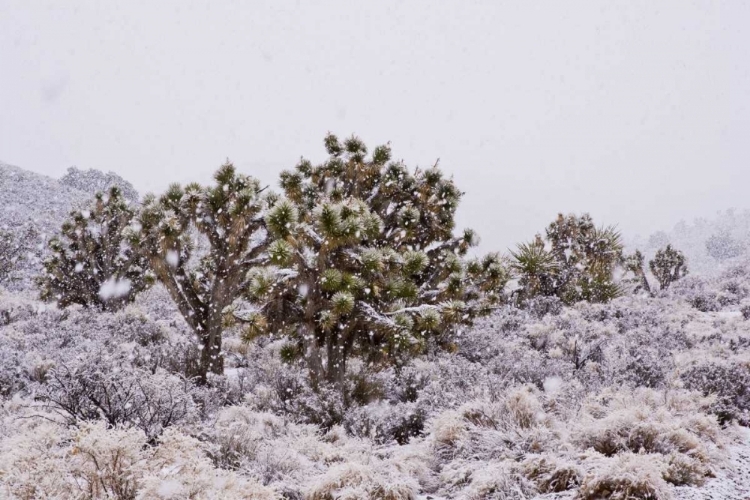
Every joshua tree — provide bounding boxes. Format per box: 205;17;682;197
512;213;624;305
39;187;151;311
649;245;688;290
624;249;652;295
132;164;271;382
625;245;688;295
244;133;507;388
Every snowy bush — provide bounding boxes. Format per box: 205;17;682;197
681;359;750;426
578;453;672;500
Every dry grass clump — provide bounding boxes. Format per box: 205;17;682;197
0;413;279;500
578;453;672;500
439;461;536;500
305;462;419;500
521;453;582;493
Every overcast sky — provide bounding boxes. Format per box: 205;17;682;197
1;0;749;253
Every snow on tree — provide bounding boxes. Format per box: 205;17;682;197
38;186;151;311
244;133;508;388
132;164;272;382
511;213;624;305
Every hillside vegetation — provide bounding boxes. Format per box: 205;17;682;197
1;141;749;499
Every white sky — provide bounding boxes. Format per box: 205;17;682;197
1;0;749;253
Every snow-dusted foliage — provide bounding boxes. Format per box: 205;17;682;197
511;213;625;304
132;163;272;381
247;133;507;387
2;162;750;499
38;186;152;311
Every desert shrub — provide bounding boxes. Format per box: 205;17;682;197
662;452;710;486
438;461;536;500
344;401;426;444
306;461;420;500
690;293;720;312
681;360;750;426
523;295;564;318
42;363;199;439
521;454;582;493
742;304;750;320
0;230;24;284
0;417;277;500
578;453;672;500
619;352;669;389
573;389;719;463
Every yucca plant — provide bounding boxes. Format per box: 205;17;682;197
512;213;625;305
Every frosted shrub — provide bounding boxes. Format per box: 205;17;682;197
42;364;199;439
681;359;750;425
0;418;75;499
572;388;719;487
205;406;322;487
578;453;672;500
0;414;277;500
138;428;278;500
306;461;419;500
346;401;421;444
439;461;536;500
521;454;582;493
70;422;147;499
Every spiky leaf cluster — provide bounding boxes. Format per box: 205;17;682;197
38;187;151;310
512;213;624;305
249;133;508;384
131;163;271;379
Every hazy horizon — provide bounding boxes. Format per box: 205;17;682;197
2;1;749;252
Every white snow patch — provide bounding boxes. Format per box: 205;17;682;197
166;250;179;268
543;376;563;394
98;277;132;300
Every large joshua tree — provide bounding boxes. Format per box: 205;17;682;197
244;133;507;387
39;186;151;311
133;165;271;381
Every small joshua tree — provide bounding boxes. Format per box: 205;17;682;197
624;249;651;295
39;187;151;311
625;245;688;295
132;164;271;381
244;133;507;388
649;244;687;290
511;213;624;305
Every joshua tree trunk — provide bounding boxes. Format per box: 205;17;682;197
198;313;224;383
301;321;323;386
326;331;347;388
